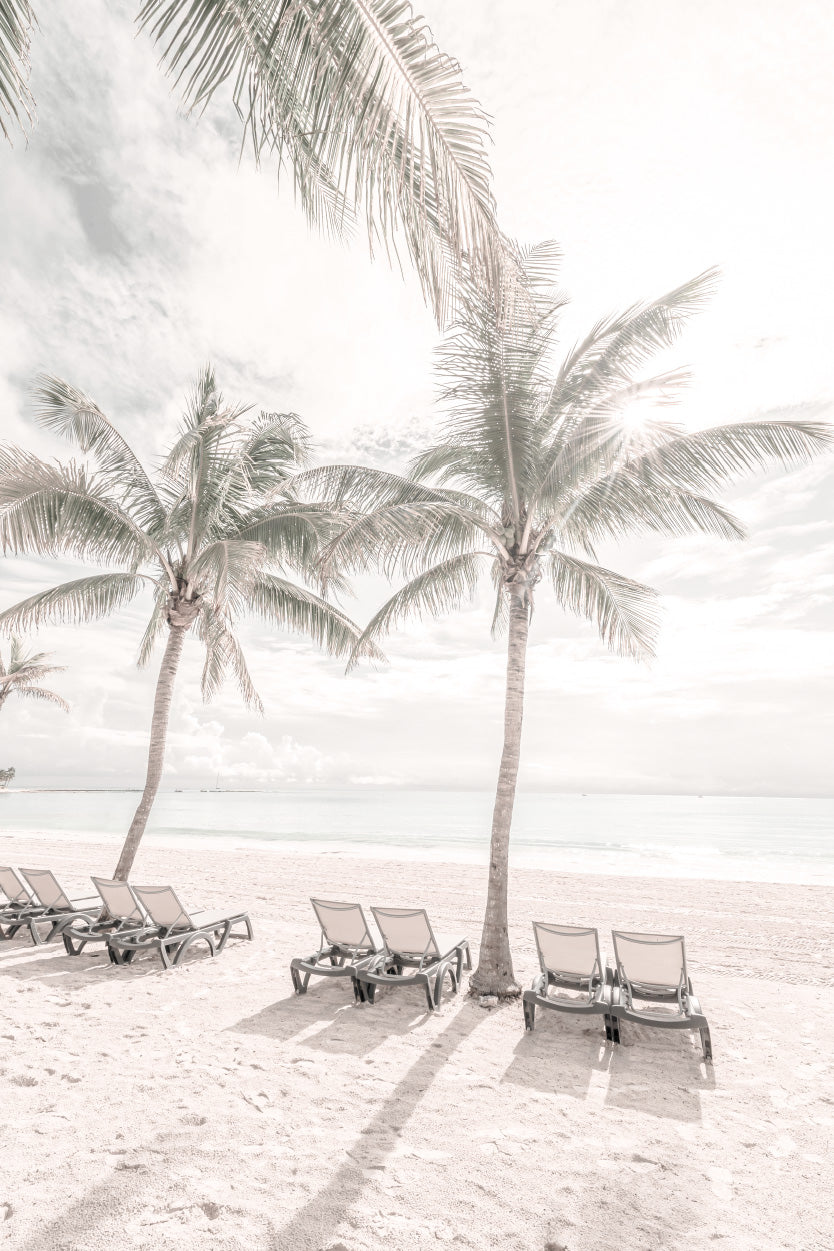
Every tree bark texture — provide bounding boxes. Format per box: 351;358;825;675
469;588;530;997
114;624;186;880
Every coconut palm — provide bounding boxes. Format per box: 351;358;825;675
0;366;377;878
0;635;69;713
2;0;506;322
304;243;833;996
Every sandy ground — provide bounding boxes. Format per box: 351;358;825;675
1;833;832;1251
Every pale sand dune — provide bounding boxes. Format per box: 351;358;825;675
1;834;832;1251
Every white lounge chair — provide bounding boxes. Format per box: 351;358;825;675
5;868;99;945
290;898;380;996
609;930;712;1062
522;922;616;1041
354;906;471;1013
62;877;149;956
107;884;253;968
0;866;45;932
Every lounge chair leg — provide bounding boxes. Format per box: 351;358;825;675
352;977;365;1004
523;999;535;1032
423;977;435;1014
700;1025;713;1063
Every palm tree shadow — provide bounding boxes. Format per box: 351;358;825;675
270;999;486;1249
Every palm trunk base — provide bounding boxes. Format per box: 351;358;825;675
468;947;521;998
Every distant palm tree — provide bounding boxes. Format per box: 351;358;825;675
2;0;506;322
0;367;377;878
0;635;69;713
306;243;833;997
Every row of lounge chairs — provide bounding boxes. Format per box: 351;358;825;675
0;866;253;968
1;868;711;1061
292;900;713;1061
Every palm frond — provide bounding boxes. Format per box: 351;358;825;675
31;375;167;534
556;474;745;546
137;588;170;667
13;684;70;712
624;418;834;494
138;0;507;324
346;551;484;669
0;450;159;567
198;606;264;712
320;498;487;582
248;574;383;661
0;0;35;143
0;574;144;633
545;550;660;659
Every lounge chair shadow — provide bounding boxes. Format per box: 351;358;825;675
603;1032;715;1122
501;1014;613;1098
228;981;431;1056
270;998;486;1249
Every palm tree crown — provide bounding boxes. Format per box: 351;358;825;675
302;242;833;994
0;367;375;874
0;635;68;713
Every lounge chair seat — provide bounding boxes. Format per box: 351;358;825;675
62;876;148;956
2;868;99;945
354;906;472;1013
609;930;713;1062
290;898;380;996
522;922;616;1041
107;884;253;969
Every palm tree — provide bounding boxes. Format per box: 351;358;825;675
0;367;378;878
0;635;69;713
304;243;833;997
2;0;506;322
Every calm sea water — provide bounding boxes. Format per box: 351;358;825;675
1;789;832;884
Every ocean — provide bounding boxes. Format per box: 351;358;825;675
1;789;832;884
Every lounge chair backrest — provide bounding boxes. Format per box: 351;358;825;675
20;868;72;910
612;930;687;991
92;877;145;923
0;866;31;904
371;906;439;960
533;922;601;980
132;885;192;930
311;898;374;950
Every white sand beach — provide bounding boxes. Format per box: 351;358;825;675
1;834;832;1251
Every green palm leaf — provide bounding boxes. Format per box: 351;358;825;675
0;0;35;143
0;574;145;632
545;551;660;659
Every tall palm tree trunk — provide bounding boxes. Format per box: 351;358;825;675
114;623;187;880
469;588;530;997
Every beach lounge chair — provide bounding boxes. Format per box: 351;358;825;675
106;884;253;969
354;906;471;1013
290;898;380;996
3;868;99;945
0;866;45;931
62;877;149;956
522;922;617;1041
609;930;713;1062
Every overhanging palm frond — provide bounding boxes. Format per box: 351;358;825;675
346;551;485;669
137;588;169;668
187;538;266;616
320;499;489;582
545;551;660;659
0;574;145;632
0;0;35;143
31;375;167;533
556;475;746;546
13;684;70;711
138;0;506;324
249;574;384;662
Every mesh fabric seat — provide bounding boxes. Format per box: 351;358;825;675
62;877;149;956
2;868;99;945
609;930;712;1062
290;898;380;996
106;884;253;969
353;906;472;1013
522;922;616;1040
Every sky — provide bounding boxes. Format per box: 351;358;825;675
0;0;832;795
